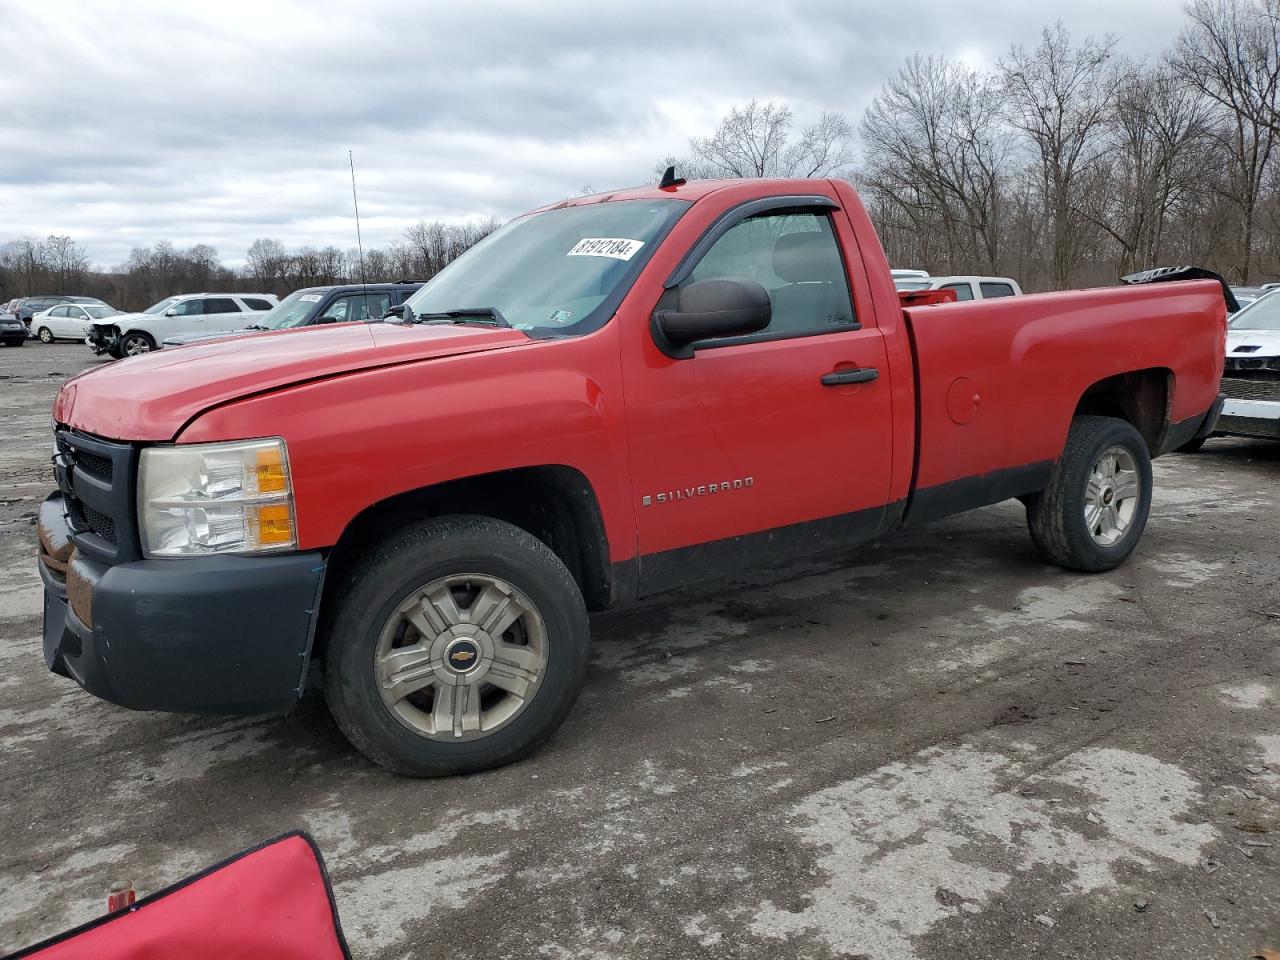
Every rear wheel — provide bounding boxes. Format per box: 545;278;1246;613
37;327;53;343
120;332;155;356
1025;415;1153;572
323;515;590;776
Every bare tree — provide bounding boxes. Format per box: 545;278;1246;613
1176;0;1280;134
862;55;1013;273
1173;0;1280;279
677;100;856;180
245;238;289;288
1080;59;1216;273
999;23;1118;288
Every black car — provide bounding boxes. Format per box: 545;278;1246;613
162;282;423;347
0;313;27;346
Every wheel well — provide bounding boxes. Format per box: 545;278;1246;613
320;465;612;627
1073;368;1171;453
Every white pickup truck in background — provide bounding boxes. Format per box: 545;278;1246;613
892;273;1023;300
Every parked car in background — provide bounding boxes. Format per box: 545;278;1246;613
12;295;112;330
162;282;423;348
31;302;121;343
891;268;930;283
1183;289;1279;448
87;292;278;357
1231;286;1268;309
893;274;1023;300
1;313;27;346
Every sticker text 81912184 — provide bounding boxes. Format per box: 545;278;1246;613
566;238;645;261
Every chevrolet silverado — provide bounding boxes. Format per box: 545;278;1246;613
38;176;1226;776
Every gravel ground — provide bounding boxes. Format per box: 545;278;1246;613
1;342;1278;959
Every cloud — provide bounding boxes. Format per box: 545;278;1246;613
0;0;1182;268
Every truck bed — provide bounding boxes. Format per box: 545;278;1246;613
900;281;1226;524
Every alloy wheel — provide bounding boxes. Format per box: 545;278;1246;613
374;573;548;741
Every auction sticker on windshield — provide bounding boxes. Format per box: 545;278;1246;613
299;294;323;302
567;238;645;261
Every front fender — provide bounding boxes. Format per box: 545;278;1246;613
177;329;637;565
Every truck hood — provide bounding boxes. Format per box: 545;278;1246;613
1226;327;1280;359
55;321;532;441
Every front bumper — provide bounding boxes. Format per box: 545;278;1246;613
1218;397;1280;440
86;325;116;355
39;494;326;714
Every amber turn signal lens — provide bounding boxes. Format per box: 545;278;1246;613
256;448;288;494
254;503;294;545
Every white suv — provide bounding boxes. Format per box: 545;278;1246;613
87;292;278;358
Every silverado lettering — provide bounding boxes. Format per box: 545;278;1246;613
37;176;1226;777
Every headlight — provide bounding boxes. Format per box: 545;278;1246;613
139;438;296;557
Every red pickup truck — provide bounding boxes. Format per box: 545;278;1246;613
38;177;1226;776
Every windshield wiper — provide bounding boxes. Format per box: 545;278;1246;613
243;324;267;331
410;306;511;328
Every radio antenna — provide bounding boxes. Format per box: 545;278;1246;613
348;150;368;298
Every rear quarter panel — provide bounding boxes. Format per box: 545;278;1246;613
906;281;1225;494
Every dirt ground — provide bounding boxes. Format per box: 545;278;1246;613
1;342;1278;959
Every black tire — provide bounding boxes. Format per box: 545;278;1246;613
119;331;155;356
1176;437;1207;453
37;327;53;343
323;515;590;776
1025;415;1153;573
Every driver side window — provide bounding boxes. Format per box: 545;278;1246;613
684;211;856;339
171;299;203;316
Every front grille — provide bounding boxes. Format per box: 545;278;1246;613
53;428;139;564
73;450;113;482
1221;377;1280;403
83;504;117;542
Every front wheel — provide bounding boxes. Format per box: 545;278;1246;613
1025;415;1153;572
119;332;155;356
37;327;53;343
323;515;590;776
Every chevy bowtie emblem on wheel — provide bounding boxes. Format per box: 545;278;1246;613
641;477;753;507
451;649;476;663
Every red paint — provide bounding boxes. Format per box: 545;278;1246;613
54;178;1226;568
16;834;347;960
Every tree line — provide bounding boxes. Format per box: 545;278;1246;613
0;219;499;312
4;0;1277;307
661;1;1280;290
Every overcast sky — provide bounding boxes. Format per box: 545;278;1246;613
0;0;1185;269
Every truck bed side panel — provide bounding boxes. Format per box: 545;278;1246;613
902;281;1224;524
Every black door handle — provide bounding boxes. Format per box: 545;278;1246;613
821;367;879;386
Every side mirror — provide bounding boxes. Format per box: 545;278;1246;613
382;303;406;321
164;308;177;317
652;277;771;359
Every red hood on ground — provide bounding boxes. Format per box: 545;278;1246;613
54;321;531;441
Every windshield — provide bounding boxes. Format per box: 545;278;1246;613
1230;291;1280;331
144;297;181;315
256;289;325;329
83;305;119;319
403;199;688;337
